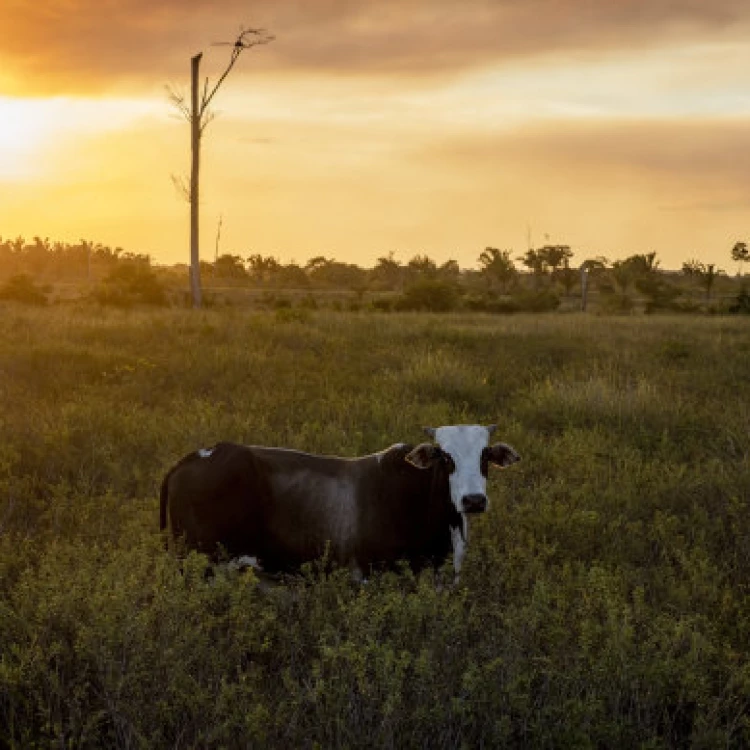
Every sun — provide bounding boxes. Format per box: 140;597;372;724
0;95;166;183
0;97;57;180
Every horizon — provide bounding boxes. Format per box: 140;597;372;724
1;1;749;270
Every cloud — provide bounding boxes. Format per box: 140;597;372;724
3;0;750;94
422;118;750;189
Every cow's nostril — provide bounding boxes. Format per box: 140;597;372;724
462;494;487;513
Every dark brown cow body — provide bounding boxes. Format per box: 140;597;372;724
160;426;520;578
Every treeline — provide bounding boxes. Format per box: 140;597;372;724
0;236;152;280
1;235;749;313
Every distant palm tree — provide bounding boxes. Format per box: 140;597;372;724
517;248;547;286
731;241;749;276
373;252;403;290
478;247;517;293
407;254;438;276
683;260;723;301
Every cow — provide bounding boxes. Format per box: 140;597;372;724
160;424;520;582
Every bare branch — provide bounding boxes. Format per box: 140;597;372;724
165;84;191;122
202;76;210;108
201;27;274;115
170;173;190;203
200;110;217;136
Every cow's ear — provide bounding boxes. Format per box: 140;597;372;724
405;443;441;469
484;443;521;468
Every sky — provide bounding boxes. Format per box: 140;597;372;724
1;0;749;270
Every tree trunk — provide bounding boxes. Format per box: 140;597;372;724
189;53;203;309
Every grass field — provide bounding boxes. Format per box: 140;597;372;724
1;306;749;748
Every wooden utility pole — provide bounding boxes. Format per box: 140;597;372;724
170;27;273;308
580;265;589;312
214;214;223;263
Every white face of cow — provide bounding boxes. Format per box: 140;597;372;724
433;425;493;514
405;423;521;516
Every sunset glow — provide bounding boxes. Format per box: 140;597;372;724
1;1;749;268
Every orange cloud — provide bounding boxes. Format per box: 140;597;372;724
3;0;750;94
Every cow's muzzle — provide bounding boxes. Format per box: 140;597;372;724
462;494;488;514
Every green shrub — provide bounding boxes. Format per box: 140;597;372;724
511;288;560;312
464;292;520;313
598;291;635;314
395;279;460;312
94;263;167;307
0;274;49;305
729;286;750;314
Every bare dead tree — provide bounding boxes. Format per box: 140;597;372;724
168;27;273;308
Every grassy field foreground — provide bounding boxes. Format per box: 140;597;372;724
0;307;749;748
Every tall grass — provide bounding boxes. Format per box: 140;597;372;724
1;307;749;747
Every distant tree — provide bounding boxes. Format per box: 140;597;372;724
168;27;273;308
305;255;333;273
372;252;403;290
275;263;309;288
478;247;517;293
407;254;438;277
517;248;550;286
437;259;461;281
539;245;573;276
610;253;659;294
308;259;366;290
579;257;609;311
247;254;280;283
214;254;247;279
556;259;579;296
683;260;723;301
24;236;52;276
731;241;749;275
699;264;722;301
517;245;573;288
610;259;635;293
633;251;660;274
681;259;703;278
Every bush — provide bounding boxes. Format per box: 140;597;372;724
94;263;167;307
395;279;460;312
0;274;49;305
729;286;750;314
598;292;635;315
511;289;560;312
464;292;520;314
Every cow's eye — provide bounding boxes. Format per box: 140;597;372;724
441;452;456;473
